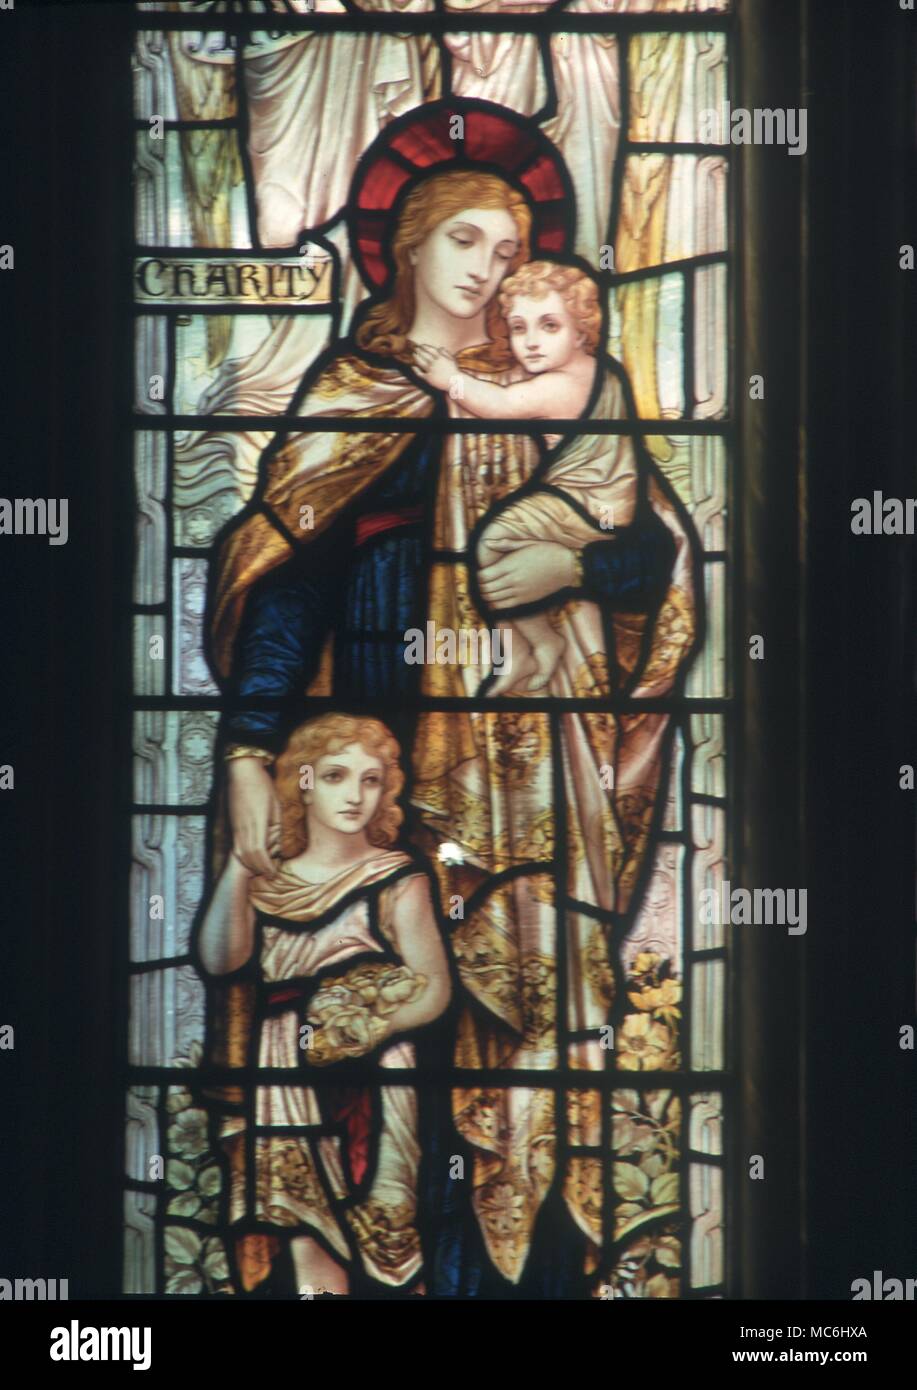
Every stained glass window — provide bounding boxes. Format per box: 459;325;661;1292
127;0;731;1299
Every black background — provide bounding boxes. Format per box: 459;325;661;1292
0;0;914;1314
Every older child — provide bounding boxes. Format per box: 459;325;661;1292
197;714;450;1295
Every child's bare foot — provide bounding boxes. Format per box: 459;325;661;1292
526;632;565;691
489;637;538;695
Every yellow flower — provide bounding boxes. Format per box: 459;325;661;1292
308;1006;384;1065
167;1108;209;1160
628;977;682;1013
308;982;356;1023
617;1013;678;1071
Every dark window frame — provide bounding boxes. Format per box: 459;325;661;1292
2;0;913;1303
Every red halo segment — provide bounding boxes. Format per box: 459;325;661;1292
359;157;413;214
537;209;569;253
464;112;540;174
519;153;567;205
389;109;463;169
349;100;574;289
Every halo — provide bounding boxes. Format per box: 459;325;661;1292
347;99;575;290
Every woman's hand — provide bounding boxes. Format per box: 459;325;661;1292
478;541;578;610
413;343;460;393
227;757;281;878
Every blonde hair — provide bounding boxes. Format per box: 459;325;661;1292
274;715;404;858
356;169;532;362
498;260;602;355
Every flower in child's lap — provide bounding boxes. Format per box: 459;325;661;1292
304;963;428;1064
308;1005;386;1065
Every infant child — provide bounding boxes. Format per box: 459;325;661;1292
414;260;636;694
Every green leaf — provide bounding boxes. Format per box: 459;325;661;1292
166;1159;195;1192
613;1162;649;1202
203;1241;230;1282
655;1237;681;1269
614;1202;680;1244
166;1193;201;1218
197;1165;221;1198
163;1225;201;1265
165;1267;202;1295
650;1172;680;1207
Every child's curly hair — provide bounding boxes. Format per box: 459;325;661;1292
274;714;404;858
498;260;602;355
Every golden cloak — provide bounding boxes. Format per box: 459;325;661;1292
204;344;699;1282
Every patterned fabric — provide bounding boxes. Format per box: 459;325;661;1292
209;346;698;1282
215;854;426;1289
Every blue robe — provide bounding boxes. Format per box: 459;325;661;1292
223;435;675;750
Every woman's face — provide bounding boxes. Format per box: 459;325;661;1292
410;206;521;320
307;743;385;837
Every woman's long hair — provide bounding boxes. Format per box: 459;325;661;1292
274;714;404;859
356;169;532;362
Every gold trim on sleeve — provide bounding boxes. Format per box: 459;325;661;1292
224;744;275;765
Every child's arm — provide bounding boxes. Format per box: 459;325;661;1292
196;852;258;976
413;344;575;419
378;874;452;1036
